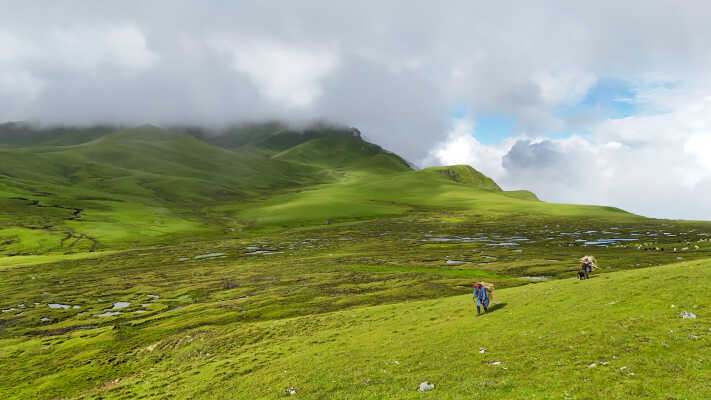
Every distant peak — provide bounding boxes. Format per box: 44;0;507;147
424;165;502;191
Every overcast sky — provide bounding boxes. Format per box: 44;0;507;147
2;1;711;219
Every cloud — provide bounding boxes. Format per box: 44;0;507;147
429;84;711;219
685;135;711;172
209;37;338;108
424;119;508;179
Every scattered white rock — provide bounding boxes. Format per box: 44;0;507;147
620;366;628;371
418;382;435;392
393;360;400;365
681;311;697;319
285;387;297;395
48;303;71;310
40;317;50;322
588;363;597;368
490;361;502;365
479;348;486;354
671;304;676;308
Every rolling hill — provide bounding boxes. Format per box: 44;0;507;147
2;122;710;399
0;122;635;256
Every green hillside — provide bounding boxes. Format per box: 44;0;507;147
2;245;710;399
0;123;637;256
425;165;502;191
2;123;711;399
0;124;414;254
126;258;710;399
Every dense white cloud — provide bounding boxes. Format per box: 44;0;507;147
428;85;711;219
1;1;711;218
209;38;338;108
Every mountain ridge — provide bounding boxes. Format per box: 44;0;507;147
0;122;635;256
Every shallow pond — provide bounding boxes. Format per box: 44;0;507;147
111;302;130;310
96;311;122;317
584;238;638;246
194;252;225;259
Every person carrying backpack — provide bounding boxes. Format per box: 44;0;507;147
473;282;489;316
580;255;598;279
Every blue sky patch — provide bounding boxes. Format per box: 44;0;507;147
473;114;515;144
557;77;639;120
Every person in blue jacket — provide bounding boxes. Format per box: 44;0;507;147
473;282;489;316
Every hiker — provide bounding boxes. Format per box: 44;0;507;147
579;255;598;279
473;282;490;316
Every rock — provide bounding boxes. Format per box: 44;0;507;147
681;311;697;319
489;361;502;365
588;363;597;368
418;382;435;392
285;387;297;395
479;348;486;354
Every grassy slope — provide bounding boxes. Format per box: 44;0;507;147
1;215;710;399
4;257;706;399
231;165;636;229
0;127;370;254
2;124;711;399
1;124;639;256
218;258;711;399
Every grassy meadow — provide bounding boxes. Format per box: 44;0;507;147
1;123;711;398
